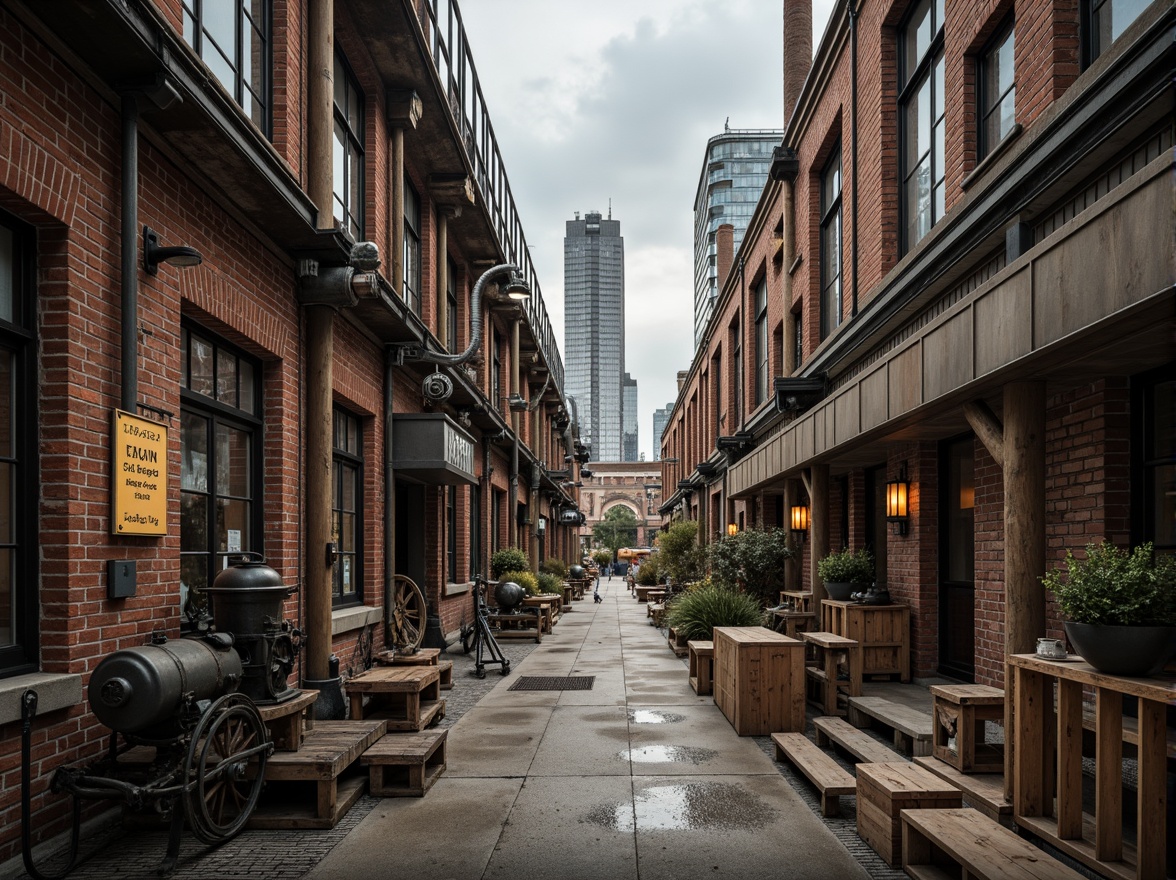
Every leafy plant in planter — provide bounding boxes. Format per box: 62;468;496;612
708;528;794;604
635;556;661;586
499;569;539;597
1041;541;1176;676
536;571;563;596
540;558;569;578
490;547;529;580
664;584;764;642
658;520;705;585
816;548;875;600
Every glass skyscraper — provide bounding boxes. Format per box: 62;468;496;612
652;404;672;461
622;372;638;461
564;210;624;462
693;129;783;346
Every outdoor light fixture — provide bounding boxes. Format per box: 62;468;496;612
143;226;202;275
499;269;531;301
727;523;738;537
790;503;810;537
505;393;528;412
886;467;910;536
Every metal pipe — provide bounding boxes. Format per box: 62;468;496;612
383;350;396;647
308;0;334;228
849;0;860;318
121;93;138;412
509;317;520;548
402;264;520;366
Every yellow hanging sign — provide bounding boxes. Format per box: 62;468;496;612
111;409;168;536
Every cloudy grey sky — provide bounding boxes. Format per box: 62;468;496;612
460;1;836;460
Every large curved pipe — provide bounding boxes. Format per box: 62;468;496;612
406;263;520;366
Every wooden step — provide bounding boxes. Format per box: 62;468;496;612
813;716;905;765
362;729;447;797
771;732;856;817
913;756;1012;823
902;807;1085;880
847;695;933;757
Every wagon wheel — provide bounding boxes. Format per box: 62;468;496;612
184;693;271;844
390;574;427;653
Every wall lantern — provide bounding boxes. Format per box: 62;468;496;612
886;467;910;536
499;269;531;301
727;523;738;537
143;226;202;275
789;503;809;538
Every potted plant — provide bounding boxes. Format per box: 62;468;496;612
816;547;874;601
708;527;794;604
1041;541;1176;676
663;582;764;642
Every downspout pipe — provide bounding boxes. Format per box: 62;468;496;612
383;351;396;648
121;94;139;413
849;0;860;318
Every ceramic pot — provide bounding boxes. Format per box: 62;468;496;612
824;582;861;601
1063;621;1176;677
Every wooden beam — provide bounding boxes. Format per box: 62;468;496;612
809;464;829;603
963;400;1005;470
1004;381;1046;656
388;89;423;128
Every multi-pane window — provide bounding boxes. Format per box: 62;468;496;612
180;326;261;626
1086;0;1149;66
446;259;459;351
333;53;364;241
793;310;803;370
732;321;743;428
446;486;458;585
713;351;723;436
332;408;362;606
820;145;843;340
0;213;35;675
754;278;769;405
403;179;422;314
1135;365;1175;557
469;487;481;579
181;0;270;134
900;0;945;252
978;22;1016;160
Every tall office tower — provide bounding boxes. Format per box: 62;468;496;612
622;373;638;462
564;209;625;461
693;128;783;346
651;404;673;460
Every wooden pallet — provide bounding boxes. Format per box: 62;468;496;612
362;729;447;797
248;719;386;829
771;732;855;817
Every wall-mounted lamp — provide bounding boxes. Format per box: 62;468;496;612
886;466;910;536
505;393;528;412
790;503;810;538
498;269;531;301
143;226;203;275
726;523;738;537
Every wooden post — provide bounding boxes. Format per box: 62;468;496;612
1003;381;1045;655
306;306;334;682
307;0;333;228
809;464;829;603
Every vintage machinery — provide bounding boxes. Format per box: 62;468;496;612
20;555;302;878
459;575;512;679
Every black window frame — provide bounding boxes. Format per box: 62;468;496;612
731;320;743;428
179;324;263;628
899;0;946;254
820;144;843;340
446;258;459;352
1131;362;1176;556
446;485;458;585
978;19;1016;161
793;308;803;370
1082;0;1149;68
181;0;271;136
403;178;422;315
332;407;363;607
469;485;481;579
0;211;37;677
333;51;365;242
754;276;769;405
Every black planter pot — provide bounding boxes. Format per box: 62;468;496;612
824;582;863;601
1063;621;1176;677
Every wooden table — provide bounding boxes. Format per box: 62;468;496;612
779;590;814;613
522;595;559;632
1007;653;1173;880
687;640;714;695
820;600;910;681
772;609;817;639
712;627;805;736
345;666;444;731
801;631;862;717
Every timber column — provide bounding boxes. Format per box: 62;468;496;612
1004;381;1046;654
808;464;829;603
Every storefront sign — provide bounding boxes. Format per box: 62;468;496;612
391;413;477;485
111;409;168;536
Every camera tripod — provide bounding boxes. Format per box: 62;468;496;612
459;575;511;679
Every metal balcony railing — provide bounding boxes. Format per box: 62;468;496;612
418;0;565;391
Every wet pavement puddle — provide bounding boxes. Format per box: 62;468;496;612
585;781;777;831
621;745;717;765
627;709;685;724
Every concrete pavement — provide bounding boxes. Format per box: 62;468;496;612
307;580;872;880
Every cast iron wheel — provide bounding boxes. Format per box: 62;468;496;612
184;694;271;844
390;575;427;653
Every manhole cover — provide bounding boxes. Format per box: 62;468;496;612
508;675;596;691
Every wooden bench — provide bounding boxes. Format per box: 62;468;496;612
361;729;447;797
772;609;817;639
345;666;445;731
813;716;904;765
856;762;961;866
912;756;1013;823
902;808;1085;880
486;609;543;642
930;684;1004;773
687;640;714;695
375;647;453;690
801;631;862;716
666;625;689;656
847;695;932;757
257;688;318;752
771;732;856;817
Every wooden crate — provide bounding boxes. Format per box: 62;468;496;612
345;666;444;731
856;761;961;867
712;626;805;736
821;600;910;681
930;684;1004;773
687;640;714;695
362;729;447;797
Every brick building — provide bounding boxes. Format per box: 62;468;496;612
579;461;663;557
660;0;1172;685
0;0;585;863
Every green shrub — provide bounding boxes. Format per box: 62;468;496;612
491;548;529;579
536;571;563;595
499;569;539;596
635;556;660;586
1041;541;1176;626
708;528;794;602
817;547;874;584
540;558;568;578
592;550;612;570
664;584;764;642
658;521;705;584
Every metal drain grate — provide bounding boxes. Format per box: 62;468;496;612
508;675;596;692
